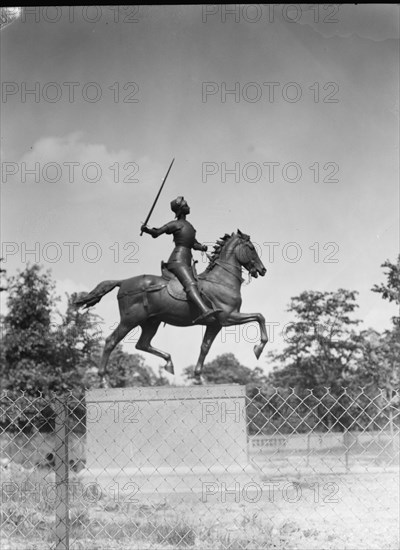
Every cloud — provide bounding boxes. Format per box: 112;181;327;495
287;4;399;41
6;132;136;186
3;133;154;237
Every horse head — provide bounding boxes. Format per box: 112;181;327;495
205;230;266;279
234;229;266;278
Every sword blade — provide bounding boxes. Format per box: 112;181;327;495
140;158;175;236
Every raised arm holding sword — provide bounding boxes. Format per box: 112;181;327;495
140;160;221;323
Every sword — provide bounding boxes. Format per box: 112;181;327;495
140;158;175;236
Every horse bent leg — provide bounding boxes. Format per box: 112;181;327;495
136;319;175;374
223;311;268;360
194;324;221;382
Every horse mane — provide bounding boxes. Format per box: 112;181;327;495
204;233;233;273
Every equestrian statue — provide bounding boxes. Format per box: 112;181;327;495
75;161;268;384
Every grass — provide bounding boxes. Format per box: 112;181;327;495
0;460;279;549
1;458;398;550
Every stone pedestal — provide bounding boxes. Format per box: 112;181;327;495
82;385;258;494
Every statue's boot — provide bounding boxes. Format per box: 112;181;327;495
186;285;222;323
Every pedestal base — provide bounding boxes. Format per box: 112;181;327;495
83;385;260;495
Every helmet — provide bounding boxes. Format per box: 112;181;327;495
170;196;185;214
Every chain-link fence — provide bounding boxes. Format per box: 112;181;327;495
1;386;399;550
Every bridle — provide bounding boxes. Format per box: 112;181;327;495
214;239;258;283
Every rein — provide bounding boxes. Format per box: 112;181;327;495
213;259;244;283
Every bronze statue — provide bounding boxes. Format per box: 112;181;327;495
141;196;222;323
75;223;268;385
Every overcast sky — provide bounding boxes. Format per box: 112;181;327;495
1;5;399;380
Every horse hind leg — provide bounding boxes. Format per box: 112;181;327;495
99;322;132;386
136;319;174;375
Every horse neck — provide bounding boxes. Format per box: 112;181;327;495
204;241;243;287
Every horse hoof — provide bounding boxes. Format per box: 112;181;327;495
253;344;264;360
193;372;204;385
164;360;174;375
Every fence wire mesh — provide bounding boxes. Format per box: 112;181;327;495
1;387;399;550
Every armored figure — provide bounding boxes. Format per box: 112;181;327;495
140;196;221;322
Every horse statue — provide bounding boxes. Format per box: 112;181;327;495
75;229;268;384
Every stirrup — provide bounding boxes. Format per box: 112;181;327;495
192;309;222;324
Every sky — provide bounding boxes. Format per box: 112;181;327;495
1;5;399;381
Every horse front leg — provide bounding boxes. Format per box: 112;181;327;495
194;324;221;383
222;311;268;360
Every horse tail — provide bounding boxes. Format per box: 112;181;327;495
74;280;121;309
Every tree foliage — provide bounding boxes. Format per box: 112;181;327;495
361;255;400;393
268;289;362;394
361;255;400;405
371;255;400;324
352;328;399;394
0;264;165;401
2;265;62;395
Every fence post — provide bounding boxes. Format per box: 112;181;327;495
53;395;70;550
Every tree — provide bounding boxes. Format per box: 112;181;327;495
0;265;161;398
0;266;103;397
355;257;400;437
366;255;400;394
266;290;364;430
372;255;400;325
0;265;66;432
269;290;362;391
1;264;60;395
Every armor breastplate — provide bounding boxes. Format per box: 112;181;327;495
172;220;196;248
166;220;196;265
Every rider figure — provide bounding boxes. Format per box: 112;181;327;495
141;196;220;322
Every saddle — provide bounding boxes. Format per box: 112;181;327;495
160;261;212;306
